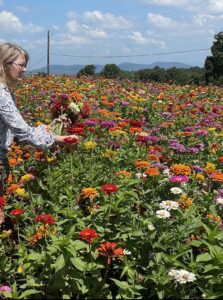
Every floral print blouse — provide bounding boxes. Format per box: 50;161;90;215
0;83;55;160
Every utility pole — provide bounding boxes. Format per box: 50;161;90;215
47;30;50;75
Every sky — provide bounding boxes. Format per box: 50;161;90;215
0;0;222;70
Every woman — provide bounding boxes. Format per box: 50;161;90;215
0;43;78;195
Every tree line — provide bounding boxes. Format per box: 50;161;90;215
77;31;223;86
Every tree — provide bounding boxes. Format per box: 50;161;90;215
100;64;121;79
204;31;223;83
77;65;96;77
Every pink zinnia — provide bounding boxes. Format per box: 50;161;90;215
0;285;12;292
169;175;189;183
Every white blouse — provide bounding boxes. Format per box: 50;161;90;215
0;83;55;160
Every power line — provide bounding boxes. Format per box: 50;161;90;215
50;48;211;59
28;55;47;70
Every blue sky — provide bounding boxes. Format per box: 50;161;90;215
0;0;222;70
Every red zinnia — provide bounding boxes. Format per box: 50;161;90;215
79;228;99;244
101;184;119;194
63;137;79;144
97;241;124;264
35;214;55;225
10;208;24;217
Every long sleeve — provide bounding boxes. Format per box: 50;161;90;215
0;85;55;150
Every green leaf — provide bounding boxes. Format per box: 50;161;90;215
18;289;41;299
53;254;65;272
70;257;87;271
27;253;43;261
196;253;212;262
111;278;129;290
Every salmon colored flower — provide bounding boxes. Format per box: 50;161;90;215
0;196;7;209
101;184;119;194
114;170;132;178
210;171;223;183
79;228;99;244
97;241;124;264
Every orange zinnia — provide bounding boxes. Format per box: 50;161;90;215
145;168;160;176
97;241;124;264
210;171;223;183
114;170;132;178
134;160;150;169
81;188;98;201
170;164;191;176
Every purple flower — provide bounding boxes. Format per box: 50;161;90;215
120;101;129;106
100;121;116;128
169;175;189;183
217;189;223;198
84;120;98;127
191;165;204;173
187;147;200;154
107;141;121;149
196;129;208;136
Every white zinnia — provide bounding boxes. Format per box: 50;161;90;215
135;172;147;179
170;187;182;195
159;200;179;211
168;269;196;284
216;197;223;206
156;209;170;219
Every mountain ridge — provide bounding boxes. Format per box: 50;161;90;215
29;61;194;75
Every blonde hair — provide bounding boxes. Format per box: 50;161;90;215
0;43;29;85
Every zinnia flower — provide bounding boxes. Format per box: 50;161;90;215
79;228;99;243
97;241;124;264
101;184;119;194
169;175;189;184
35;214;55;225
10;209;24;217
159;200;179;211
0;285;12;292
168;269;196;284
156;209;171;219
170;187;182;195
81;187;98;201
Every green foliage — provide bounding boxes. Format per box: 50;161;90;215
77;64;96;77
205;31;223;84
100;64;121;79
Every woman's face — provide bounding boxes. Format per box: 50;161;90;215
6;53;27;84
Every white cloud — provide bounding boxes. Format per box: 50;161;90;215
152;0;187;5
0;10;23;32
0;10;44;34
129;31;166;48
84;10;131;29
52;33;89;46
148;13;177;29
193;14;215;26
208;0;223;13
25;23;44;34
129;31;148;44
83;26;107;39
65;19;79;33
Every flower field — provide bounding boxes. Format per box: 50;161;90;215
1;74;223;299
